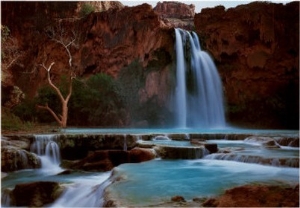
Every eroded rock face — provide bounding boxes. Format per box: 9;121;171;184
154;1;195;29
194;2;299;128
154;1;195;18
1;136;41;172
76;1;124;14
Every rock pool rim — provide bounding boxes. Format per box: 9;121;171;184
58;127;299;136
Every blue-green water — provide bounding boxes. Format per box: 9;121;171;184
107;159;299;206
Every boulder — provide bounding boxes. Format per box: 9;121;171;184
129;147;156;162
11;181;63;207
1;146;41;172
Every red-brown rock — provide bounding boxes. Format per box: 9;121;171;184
154;1;195;18
129;147;156;163
195;2;299;129
154;1;195;29
203;184;299;207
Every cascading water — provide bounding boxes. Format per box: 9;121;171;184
174;28;225;128
31;134;61;170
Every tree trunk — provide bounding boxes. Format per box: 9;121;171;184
61;101;68;128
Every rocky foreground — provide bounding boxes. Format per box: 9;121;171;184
2;132;299;207
142;184;299;207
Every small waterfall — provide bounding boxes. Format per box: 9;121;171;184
204;153;299;168
152;135;171;141
174;28;225;128
51;173;111;207
31;134;61;169
123;135;127;151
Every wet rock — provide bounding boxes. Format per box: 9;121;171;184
204;143;218;153
57;169;73;175
1;147;41;172
57;134;139;160
62;148;155;171
129;147;156;163
190;139;218;153
275;137;299;147
155;146;206;159
171;195;186;202
244;136;279;148
202;184;299;207
11;181;62;207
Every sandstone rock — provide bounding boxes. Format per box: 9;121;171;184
11;181;62;207
76;1;123;14
154;1;195;29
202;184;299;207
154;1;195;18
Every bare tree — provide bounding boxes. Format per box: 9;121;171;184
37;21;77;128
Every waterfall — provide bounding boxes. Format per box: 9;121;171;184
174;28;225;128
123;135;127;151
31;134;61;170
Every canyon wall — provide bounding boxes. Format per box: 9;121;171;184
1;1;299;129
195;2;299;128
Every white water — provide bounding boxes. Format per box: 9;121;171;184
174;28;225;128
30;134;61;172
50;172;111;207
152;135;171;141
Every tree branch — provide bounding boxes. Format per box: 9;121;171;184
36;103;62;125
40;62;65;103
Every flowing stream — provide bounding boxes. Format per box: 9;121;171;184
1;134;111;207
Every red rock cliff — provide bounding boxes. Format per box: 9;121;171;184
1;1;298;129
195;2;299;128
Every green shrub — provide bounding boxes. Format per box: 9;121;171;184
69;73;126;126
79;4;95;18
1;107;33;131
116;59;145;123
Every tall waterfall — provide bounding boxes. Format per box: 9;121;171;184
174;28;225;128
